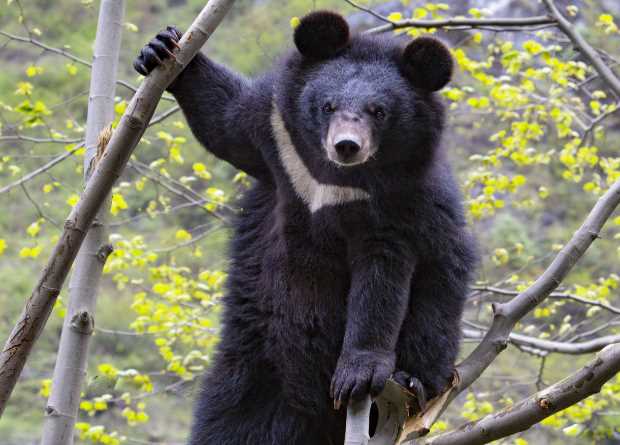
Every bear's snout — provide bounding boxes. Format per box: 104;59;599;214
325;113;375;166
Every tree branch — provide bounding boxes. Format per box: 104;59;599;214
471;285;620;316
423;344;620;445
0;30;138;96
0;135;82;144
0;30;175;101
399;179;620;442
0;106;181;196
41;1;124;443
463;327;620;355
541;0;620;97
0;0;237;419
0;144;81;195
457;178;620;396
346;0;557;35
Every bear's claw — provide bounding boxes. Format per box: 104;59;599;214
134;25;182;76
392;370;427;413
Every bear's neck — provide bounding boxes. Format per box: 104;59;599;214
270;101;370;213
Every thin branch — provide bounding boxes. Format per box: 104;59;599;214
541;0;620;97
343;0;392;24
153;223;223;253
0;30;175;101
0;105;180;196
108;198;206;228
462;327;620;355
424;344;620;445
20;182;59;226
471;285;620;316
128;159;235;221
148;105;181;126
567;320;620;343
0;135;82;144
95;327;145;336
535;356;547;390
349;0;557;35
0;144;82;195
583;102;620;142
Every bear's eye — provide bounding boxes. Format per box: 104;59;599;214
373;107;386;120
322;102;335;114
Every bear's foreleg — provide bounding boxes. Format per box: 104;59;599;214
331;237;415;407
134;26;270;179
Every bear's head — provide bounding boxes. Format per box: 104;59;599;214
287;11;453;169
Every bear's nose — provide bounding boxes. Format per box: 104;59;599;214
334;139;361;159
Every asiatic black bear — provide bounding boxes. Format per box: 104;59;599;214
135;11;477;444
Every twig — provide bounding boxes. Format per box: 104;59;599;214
153;223;223;253
0;105;180;196
128;159;236;221
343;0;392;24
348;0;557;35
0;144;82;195
108;198;206;228
471;285;620;316
462;327;620;355
148;105;181;126
582;102;620;142
0;30;175;101
20;182;59;227
0;135;83;144
541;0;620;97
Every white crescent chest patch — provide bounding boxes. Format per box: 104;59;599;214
270;102;370;213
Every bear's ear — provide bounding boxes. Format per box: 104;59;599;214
401;37;453;92
294;11;350;60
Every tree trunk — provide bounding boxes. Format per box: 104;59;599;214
40;1;124;443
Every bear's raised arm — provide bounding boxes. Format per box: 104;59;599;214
134;27;271;181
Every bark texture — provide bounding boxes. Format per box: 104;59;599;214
40;1;124;443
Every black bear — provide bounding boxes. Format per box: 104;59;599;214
135;11;476;445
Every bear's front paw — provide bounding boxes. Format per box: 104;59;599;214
330;350;395;408
134;26;183;76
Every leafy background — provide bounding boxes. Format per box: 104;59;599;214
0;0;620;443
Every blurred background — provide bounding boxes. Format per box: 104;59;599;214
1;0;620;444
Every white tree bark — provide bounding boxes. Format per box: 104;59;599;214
0;0;237;418
40;1;124;443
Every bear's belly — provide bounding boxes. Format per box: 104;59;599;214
259;213;350;347
261;238;349;411
259;200;351;408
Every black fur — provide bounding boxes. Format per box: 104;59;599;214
401;36;454;92
135;13;476;445
293;10;350;60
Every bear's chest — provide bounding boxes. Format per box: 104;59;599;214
258;198;353;308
